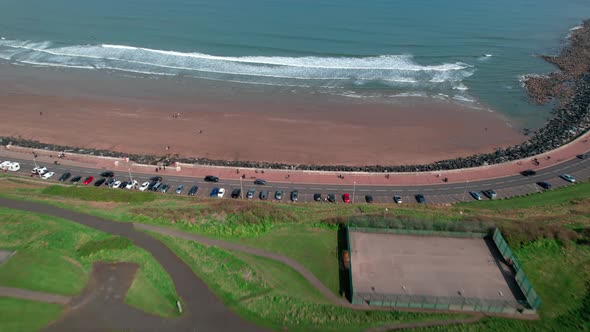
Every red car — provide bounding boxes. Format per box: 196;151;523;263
342;193;351;203
83;176;94;185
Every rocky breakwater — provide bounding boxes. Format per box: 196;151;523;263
2;21;590;172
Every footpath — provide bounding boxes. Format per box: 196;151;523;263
2;131;589;186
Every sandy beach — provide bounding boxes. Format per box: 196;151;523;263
0;62;526;166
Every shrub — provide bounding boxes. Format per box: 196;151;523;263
77;237;133;256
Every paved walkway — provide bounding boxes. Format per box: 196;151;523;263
0;286;71;305
2;130;589;186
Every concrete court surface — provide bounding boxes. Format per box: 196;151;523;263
350;232;518;303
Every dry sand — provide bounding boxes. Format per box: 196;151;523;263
0;64;525;166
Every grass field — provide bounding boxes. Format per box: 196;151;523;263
0;177;588;331
0;207;180;318
149;231;463;332
0;297;63;332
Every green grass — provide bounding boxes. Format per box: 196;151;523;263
41;185;157;203
0;250;86;295
0;207;179;318
456;181;590;210
238;224;340;295
406;240;590;332
149;231;462;332
0;297;63;332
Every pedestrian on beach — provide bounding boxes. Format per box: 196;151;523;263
39;111;43;116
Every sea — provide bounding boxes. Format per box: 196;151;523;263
1;0;589;127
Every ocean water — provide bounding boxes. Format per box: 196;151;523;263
0;0;589;125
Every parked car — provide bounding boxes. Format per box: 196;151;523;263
218;188;226;198
560;174;576;183
259;190;269;200
290;190;298;202
210;187;219;197
175;184;185;194
58;172;71;181
536;181;552;190
0;161;20;172
415;194;426;204
105;178;115;187
83;176;94;185
521;169;537;177
188;185;199;196
469;191;482;201
313;193;322;202
482;190;497;200
70;176;82;183
160;184;170;193
32;166;47;175
231;188;241;198
152;182;163;191
112;180;123;189
342;193;351;203
147;180;158;191
94;178;106;186
254;179;267;185
274;190;283;200
126;180;138;189
327;194;336;203
42;172;55;180
577;154;588;160
100;171;114;177
247;189;256;199
365;195;373;203
393;195;402;204
119;181;129;189
204;175;219;182
139;181;150;191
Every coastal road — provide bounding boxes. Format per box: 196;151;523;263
3;153;590;204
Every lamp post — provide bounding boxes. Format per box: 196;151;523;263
240;176;244;199
352;181;356;204
462;180;469;201
384;208;388;219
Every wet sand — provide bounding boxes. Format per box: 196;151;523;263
0;64;525;166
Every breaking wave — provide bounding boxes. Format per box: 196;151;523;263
0;39;475;90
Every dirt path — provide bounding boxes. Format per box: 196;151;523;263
0;286;71;305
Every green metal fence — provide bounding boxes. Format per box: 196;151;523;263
346;226;541;314
492;229;542;310
352;292;521;314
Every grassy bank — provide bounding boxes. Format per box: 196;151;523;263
148;231;462;332
0;297;63;332
0;207;180;318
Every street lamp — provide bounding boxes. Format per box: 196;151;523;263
240;176;244;199
384;208;388;219
352;181;356;204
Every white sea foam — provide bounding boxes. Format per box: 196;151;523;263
452;95;475;103
0;38;475;91
452;83;469;91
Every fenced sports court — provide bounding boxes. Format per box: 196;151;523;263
345;226;540;314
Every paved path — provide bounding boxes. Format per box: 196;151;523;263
3;129;590;186
2;148;590;205
0;286;71;305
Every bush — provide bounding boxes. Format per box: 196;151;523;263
77;237;133;256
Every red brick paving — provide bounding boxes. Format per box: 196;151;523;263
2;131;589;186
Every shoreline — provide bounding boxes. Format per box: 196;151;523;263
1;22;589;171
